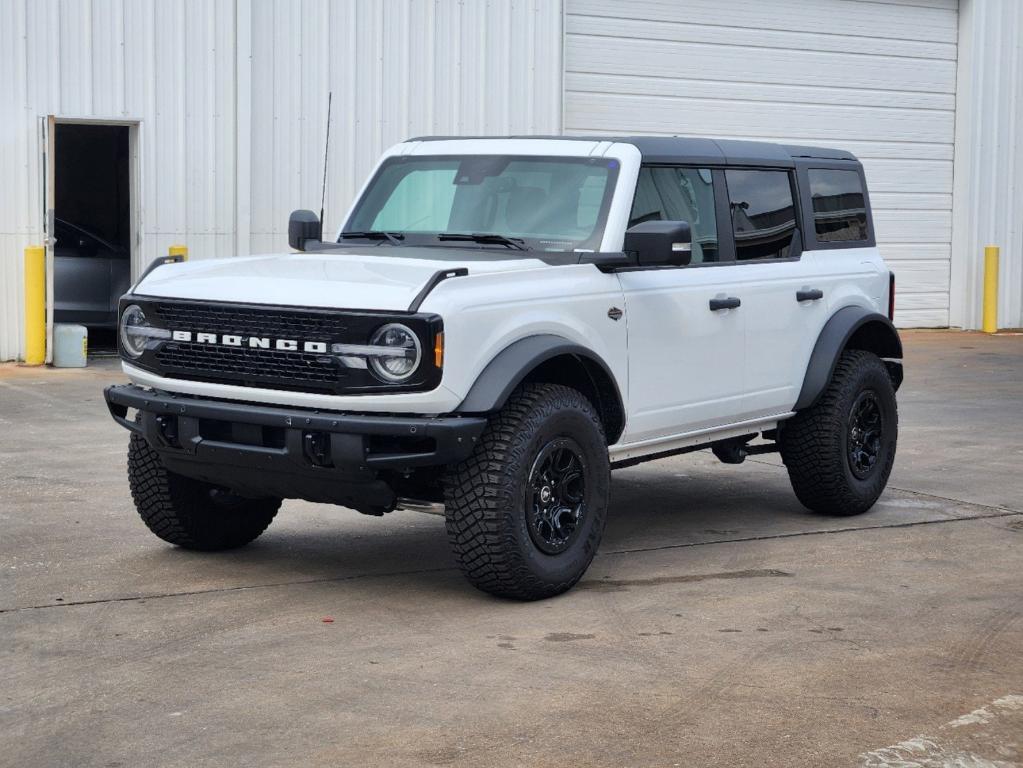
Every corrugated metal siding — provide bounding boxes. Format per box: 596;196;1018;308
247;0;563;254
0;0;562;361
0;0;240;361
950;0;1023;330
564;0;960;327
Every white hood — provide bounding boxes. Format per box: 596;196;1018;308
135;249;548;311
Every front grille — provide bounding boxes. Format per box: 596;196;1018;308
155;343;344;392
128;297;442;396
152;302;353;340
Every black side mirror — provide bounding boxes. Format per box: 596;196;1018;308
288;209;321;251
624;221;692;267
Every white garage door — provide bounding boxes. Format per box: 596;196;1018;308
564;0;958;327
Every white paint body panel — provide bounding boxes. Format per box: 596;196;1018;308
616;266;746;443
616;247;888;447
737;257;830;416
135;250;547;312
740;249;887;417
124;362;466;414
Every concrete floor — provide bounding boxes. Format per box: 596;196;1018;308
2;331;1022;768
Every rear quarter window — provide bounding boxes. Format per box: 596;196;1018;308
808;169;868;243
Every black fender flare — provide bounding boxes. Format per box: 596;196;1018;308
455;334;624;426
794;306;903;411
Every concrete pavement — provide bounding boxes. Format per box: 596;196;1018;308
2;331;1021;767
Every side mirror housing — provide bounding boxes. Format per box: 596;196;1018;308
288;209;321;251
623;221;692;267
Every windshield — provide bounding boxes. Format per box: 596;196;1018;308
344;155;619;252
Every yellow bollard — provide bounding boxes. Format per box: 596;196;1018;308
24;245;46;365
168;244;188;260
982;245;999;334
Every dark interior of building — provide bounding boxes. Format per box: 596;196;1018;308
54;123;131;352
55;124;130;248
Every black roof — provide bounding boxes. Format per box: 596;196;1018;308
406;135;858;166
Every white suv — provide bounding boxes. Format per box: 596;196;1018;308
105;136;902;599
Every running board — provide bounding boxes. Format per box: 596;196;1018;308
608;415;791;467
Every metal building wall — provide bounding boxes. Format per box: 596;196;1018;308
246;0;563;254
563;0;960;328
0;0;240;362
0;0;563;361
950;0;1023;330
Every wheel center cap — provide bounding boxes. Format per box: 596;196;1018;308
540;486;552;504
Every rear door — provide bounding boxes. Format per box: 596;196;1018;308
617;166;747;444
799;164;887;323
723;168;827;417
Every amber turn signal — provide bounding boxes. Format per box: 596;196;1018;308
434;332;444;368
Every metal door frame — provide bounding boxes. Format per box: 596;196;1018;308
40;115;142;361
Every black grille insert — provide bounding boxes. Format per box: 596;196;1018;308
156;343;346;390
152;302;354;340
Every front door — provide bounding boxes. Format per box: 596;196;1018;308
617;166;746;444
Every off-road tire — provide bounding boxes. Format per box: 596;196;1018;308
780;349;898;516
127;432;281;550
443;383;610;600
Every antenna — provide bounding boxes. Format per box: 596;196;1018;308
319;91;333;240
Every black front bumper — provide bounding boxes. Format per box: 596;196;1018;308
105;384;486;509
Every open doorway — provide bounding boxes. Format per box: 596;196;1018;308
52;123;132;353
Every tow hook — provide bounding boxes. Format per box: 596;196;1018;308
155;415;180;448
303;431;333;468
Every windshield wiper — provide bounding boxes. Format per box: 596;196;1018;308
339;230;405;246
437;232;528;251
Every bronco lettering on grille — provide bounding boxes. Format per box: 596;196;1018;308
170;330;328;353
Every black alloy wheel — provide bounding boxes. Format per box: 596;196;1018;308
526;438;588;555
847;390;883;479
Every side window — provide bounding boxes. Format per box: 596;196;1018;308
629;167;719;263
808;169;868;243
725;169;797;261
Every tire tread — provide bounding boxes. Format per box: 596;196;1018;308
128;432;280;550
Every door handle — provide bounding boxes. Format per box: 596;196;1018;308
796;288;823;302
709;296;741;311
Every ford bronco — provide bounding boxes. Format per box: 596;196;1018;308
105;136;902;599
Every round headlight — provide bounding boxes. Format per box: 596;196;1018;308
368;323;422;382
119;304;149;358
